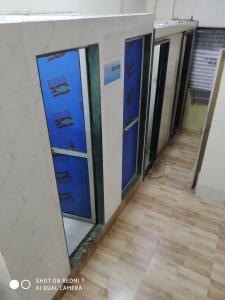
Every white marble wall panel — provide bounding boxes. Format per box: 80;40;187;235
0;14;154;300
196;60;225;204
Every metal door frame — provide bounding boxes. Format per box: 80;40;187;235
173;29;196;130
144;39;168;173
170;32;187;135
122;36;145;192
144;39;170;175
37;48;96;223
140;32;154;180
178;30;196;128
79;49;96;223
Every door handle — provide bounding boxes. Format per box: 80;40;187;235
123;117;139;133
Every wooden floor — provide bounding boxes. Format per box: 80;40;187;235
62;131;225;300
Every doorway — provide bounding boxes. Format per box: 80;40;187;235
122;37;144;194
171;31;195;133
144;40;170;175
37;48;98;256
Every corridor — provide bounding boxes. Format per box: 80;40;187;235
62;130;225;300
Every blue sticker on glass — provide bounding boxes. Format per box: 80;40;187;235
53;154;92;218
104;60;121;85
37;50;87;152
37;50;93;220
122;38;143;190
123;38;143;128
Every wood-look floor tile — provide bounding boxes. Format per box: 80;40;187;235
208;279;225;300
211;249;225;285
61;293;77;300
176;265;209;297
188;227;218;257
173;291;210;300
134;280;173;300
182;248;213;277
59;131;225;300
69;277;108;300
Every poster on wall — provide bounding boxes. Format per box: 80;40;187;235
190;28;225;104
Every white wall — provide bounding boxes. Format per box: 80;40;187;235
123;0;147;13
146;0;175;17
0;20;71;300
2;0;225;26
155;0;175;20
0;0;146;14
196;60;225;204
146;0;225;27
146;0;156;14
174;0;225;27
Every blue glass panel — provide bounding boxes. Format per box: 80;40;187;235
53;154;92;218
123;39;143;128
122;122;138;189
37;51;87;153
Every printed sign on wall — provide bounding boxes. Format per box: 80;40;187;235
190;28;225;104
104;59;121;85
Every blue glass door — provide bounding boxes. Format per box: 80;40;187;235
122;38;143;190
37;49;95;221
